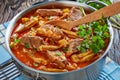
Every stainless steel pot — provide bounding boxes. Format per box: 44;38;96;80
5;1;113;80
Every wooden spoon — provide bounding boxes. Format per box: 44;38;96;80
46;2;120;30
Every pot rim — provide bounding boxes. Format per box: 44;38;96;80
5;1;114;75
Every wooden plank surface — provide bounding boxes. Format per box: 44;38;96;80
0;0;120;65
0;0;41;24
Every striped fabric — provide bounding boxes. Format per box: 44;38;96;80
0;22;120;80
0;60;21;80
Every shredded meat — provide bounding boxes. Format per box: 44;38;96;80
68;7;83;21
35;9;63;17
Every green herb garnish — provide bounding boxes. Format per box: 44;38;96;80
25;43;30;48
90;36;104;53
76;19;109;54
77;25;92;38
55;52;62;56
77;38;90;53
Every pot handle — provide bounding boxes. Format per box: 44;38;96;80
85;0;108;8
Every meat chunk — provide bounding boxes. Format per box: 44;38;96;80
46;50;68;68
35;9;63;17
21;34;44;50
66;39;83;57
68;7;83;21
37;24;64;40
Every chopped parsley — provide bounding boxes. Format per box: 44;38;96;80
77;25;92;38
76;19;110;54
90;36;104;54
25;43;30;48
77;39;90;52
55;51;62;56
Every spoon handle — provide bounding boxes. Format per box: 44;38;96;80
73;2;120;26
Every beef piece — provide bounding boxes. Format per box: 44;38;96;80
35;9;63;17
21;34;44;50
68;7;83;21
37;24;64;40
46;50;68;68
67;39;83;57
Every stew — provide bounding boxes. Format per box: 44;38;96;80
10;6;110;72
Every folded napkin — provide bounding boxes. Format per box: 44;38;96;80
0;22;120;80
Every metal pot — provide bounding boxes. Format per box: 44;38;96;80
5;1;113;80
